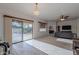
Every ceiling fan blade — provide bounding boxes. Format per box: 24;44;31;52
64;16;69;19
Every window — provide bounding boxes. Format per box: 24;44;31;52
39;22;47;32
40;28;46;32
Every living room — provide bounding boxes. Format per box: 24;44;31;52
0;3;79;55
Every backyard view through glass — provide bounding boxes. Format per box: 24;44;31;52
23;23;32;41
12;20;33;43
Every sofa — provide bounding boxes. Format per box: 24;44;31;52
54;31;74;39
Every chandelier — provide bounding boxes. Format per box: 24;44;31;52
33;3;40;16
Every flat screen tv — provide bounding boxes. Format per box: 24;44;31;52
62;25;71;30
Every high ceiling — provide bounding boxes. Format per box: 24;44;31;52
0;3;79;21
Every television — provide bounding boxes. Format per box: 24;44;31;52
62;25;71;30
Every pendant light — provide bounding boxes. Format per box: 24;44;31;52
33;3;40;16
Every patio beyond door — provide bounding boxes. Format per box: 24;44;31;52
12;20;33;43
23;22;32;41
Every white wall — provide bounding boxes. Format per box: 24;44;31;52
76;19;79;38
0;9;48;41
33;19;48;38
48;20;77;33
57;20;77;33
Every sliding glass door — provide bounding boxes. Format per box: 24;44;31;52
23;23;32;41
12;20;33;43
12;20;23;43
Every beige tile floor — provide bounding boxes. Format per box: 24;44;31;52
36;36;72;51
11;36;73;55
11;42;47;55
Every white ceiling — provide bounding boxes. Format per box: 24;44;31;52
0;3;79;21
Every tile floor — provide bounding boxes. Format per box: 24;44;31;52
11;36;73;55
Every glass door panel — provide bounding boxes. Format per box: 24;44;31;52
23;23;33;41
12;20;23;43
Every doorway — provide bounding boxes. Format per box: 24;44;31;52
12;19;33;44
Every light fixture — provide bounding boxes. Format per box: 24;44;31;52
60;15;69;21
60;18;65;21
33;3;40;16
60;15;65;21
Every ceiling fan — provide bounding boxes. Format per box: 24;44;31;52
60;15;69;21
